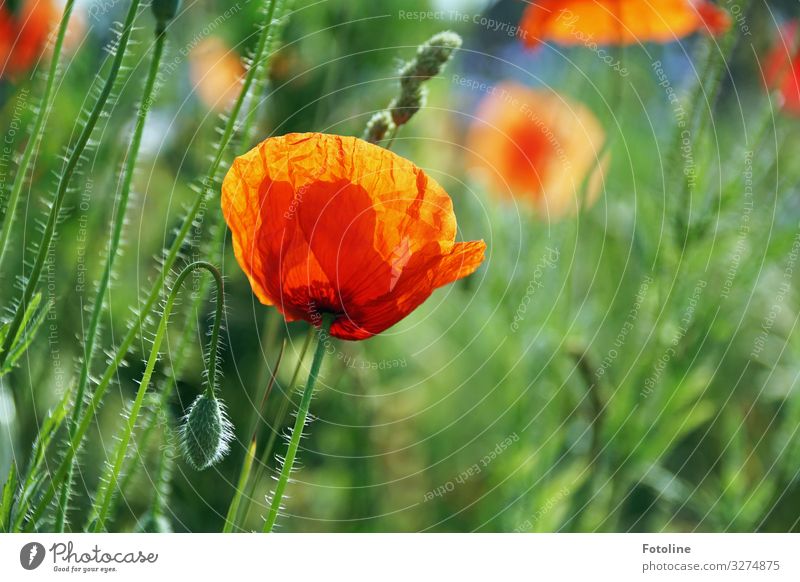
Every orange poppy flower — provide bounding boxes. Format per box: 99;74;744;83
520;0;730;48
221;132;486;341
764;21;800;115
466;82;606;218
189;37;246;112
0;0;58;79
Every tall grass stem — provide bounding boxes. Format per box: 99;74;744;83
0;0;143;370
0;0;76;272
54;24;169;533
88;261;223;532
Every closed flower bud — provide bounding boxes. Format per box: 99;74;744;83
152;0;181;32
180;394;232;470
362;111;395;143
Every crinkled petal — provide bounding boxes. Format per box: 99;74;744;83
520;0;730;48
221;132;486;341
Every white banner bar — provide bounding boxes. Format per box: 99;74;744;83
1;534;798;581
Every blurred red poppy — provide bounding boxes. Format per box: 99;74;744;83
189;37;246;112
520;0;730;48
466;82;607;219
764;21;800;115
0;0;58;79
221;132;486;341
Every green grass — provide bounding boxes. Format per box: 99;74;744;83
1;0;800;533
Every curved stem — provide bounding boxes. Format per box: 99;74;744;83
21;0;281;531
0;0;142;370
54;24;169;534
263;315;333;532
0;0;75;272
116;227;225;496
88;261;224;532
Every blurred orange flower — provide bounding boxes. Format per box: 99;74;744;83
221;132;486;341
189;37;245;112
520;0;730;48
764;21;800;115
467;82;607;218
0;0;58;79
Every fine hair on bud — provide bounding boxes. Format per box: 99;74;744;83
180;394;232;470
362;111;395;143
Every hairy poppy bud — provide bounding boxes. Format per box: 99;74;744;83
362;111;395;143
152;0;181;32
180;394;232;470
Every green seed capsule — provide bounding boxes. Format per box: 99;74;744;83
180;394;231;470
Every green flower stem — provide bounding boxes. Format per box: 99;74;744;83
115;231;223;497
694;91;778;239
670;1;752;247
235;324;311;527
263;315;333;532
0;0;142;370
246;322;284;442
146;425;174;529
261;326;314;463
231;334;284;528
88;261;224;532
0;0;76;272
23;0;281;530
115;3;287;497
223;436;257;533
54;24;169;534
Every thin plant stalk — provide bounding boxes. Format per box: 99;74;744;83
235;328;311;528
263;315;332;532
54;23;170;533
22;0;281;529
146;426;175;531
0;0;76;272
0;0;143;370
115;45;280;497
670;1;752;246
223;437;257;533
247;331;285;443
260;325;314;469
88;261;224;532
241;325;313;516
64;0;280;422
116;220;229;499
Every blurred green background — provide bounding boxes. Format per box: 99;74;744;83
2;0;800;532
